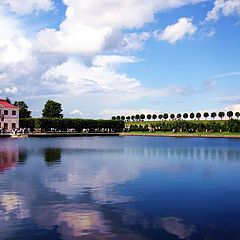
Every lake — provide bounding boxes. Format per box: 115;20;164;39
1;136;240;240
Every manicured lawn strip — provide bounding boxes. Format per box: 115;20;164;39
121;131;240;138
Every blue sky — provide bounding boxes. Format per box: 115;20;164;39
0;0;240;118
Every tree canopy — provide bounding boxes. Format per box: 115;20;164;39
5;97;11;104
196;112;201;120
14;101;32;118
218;112;225;120
227;111;233;119
42;100;63;118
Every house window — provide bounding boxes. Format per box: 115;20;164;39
12;123;16;129
4;110;8;115
12;110;16;116
4;123;8;129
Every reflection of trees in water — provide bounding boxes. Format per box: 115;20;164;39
0;142;28;172
124;147;240;162
19;150;28;164
44;148;61;166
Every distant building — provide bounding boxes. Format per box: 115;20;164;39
0;99;19;131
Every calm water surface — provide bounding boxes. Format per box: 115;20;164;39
1;136;240;240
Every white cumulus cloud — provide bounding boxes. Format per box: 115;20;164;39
154;17;197;44
1;0;53;15
36;0;205;54
206;0;240;21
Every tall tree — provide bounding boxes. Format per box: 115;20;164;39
218;112;225;120
227;111;233;119
196;112;201;120
5;97;11;104
203;112;209;120
14;101;32;118
42;100;63;118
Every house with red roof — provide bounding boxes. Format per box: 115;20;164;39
0;99;19;131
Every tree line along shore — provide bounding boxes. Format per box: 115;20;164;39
3;97;240;135
112;111;240;122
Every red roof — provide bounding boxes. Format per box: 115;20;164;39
0;99;18;108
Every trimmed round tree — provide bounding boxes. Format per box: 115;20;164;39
147;114;151;121
112;116;116;120
135;114;140;121
126;116;131;121
170;114;175;120
183;113;188;120
211;112;217;120
163;113;168;120
218;112;225;120
196;112;201;120
227;111;233;119
177;113;182;120
190;113;195;120
116;116;121;120
203;112;209;120
235;112;240;120
140;114;145;121
152;114;157;121
121;116;125;121
158;114;163;121
131;115;135;121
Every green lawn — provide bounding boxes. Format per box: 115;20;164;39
121;131;240;137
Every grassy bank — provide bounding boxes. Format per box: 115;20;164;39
125;119;240;134
121;131;240;138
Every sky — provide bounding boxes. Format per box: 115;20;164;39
0;0;240;119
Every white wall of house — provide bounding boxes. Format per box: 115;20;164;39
0;107;19;131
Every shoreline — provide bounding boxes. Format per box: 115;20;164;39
0;133;120;138
1;132;240;139
28;133;120;137
120;132;240;139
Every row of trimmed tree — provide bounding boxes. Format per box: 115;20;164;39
112;111;240;121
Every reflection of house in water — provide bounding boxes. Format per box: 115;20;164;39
0;142;27;173
44;148;61;166
0;144;19;172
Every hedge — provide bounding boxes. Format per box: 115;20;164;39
19;118;124;133
128;119;240;133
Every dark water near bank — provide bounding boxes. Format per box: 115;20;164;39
1;136;240;240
